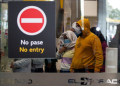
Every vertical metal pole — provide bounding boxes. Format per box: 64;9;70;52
81;0;84;30
76;0;78;18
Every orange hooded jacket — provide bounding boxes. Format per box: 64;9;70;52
70;18;103;72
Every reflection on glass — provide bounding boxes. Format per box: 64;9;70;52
107;0;120;73
106;0;120;44
1;3;13;72
81;0;84;30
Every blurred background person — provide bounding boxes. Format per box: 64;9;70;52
0;49;5;65
90;27;108;72
45;59;57;73
45;48;57;73
31;58;44;73
10;59;31;73
0;49;5;57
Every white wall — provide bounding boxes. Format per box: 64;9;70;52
84;1;97;17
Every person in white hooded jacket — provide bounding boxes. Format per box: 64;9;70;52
56;30;77;73
56;22;81;73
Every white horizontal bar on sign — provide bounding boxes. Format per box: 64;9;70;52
21;18;43;23
107;66;116;68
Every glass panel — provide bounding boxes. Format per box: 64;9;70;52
106;0;120;73
0;3;1;72
0;0;114;73
0;3;13;72
106;0;120;44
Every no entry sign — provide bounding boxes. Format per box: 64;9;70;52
8;1;55;58
17;6;47;36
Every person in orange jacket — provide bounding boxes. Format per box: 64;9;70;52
70;18;103;73
90;27;108;72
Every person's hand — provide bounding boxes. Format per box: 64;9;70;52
70;28;75;32
10;62;15;69
94;70;99;73
47;63;52;69
10;62;13;68
70;70;74;73
59;46;67;54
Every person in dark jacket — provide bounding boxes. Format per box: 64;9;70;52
45;48;57;73
90;27;108;72
45;59;57;73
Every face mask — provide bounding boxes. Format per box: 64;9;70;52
64;39;71;44
74;27;81;34
72;22;81;35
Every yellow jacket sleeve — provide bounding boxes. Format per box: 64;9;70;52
70;62;74;72
91;36;103;72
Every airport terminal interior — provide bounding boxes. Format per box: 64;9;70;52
0;0;120;73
